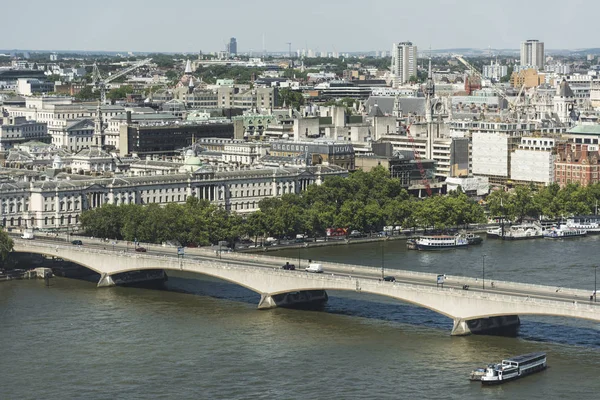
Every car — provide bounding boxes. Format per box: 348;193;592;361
281;262;295;270
135;247;147;253
383;276;396;282
71;240;83;245
349;230;363;238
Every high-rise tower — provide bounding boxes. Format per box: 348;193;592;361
229;38;238;56
520;40;544;69
391;42;417;86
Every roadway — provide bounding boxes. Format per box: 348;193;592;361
11;233;599;309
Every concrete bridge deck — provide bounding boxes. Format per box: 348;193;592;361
12;239;600;336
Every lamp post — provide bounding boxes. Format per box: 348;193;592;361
298;246;301;270
381;241;385;279
595;265;597;302
482;254;486;290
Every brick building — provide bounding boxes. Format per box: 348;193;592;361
554;143;600;187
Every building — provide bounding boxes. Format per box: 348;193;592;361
229;38;237;56
268;141;355;170
554;143;600;187
510;68;545;89
0;116;49;151
0;164;347;230
510;137;556;185
391;42;417;86
16;78;54;96
482;63;508;81
119;118;241;156
471;131;522;184
354;151;444;197
520;40;545;70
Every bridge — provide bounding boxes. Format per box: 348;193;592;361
12;238;600;336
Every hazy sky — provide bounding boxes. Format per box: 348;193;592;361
1;0;595;53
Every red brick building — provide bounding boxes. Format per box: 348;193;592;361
554;143;600;187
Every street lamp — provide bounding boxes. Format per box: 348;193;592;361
298;246;301;270
595;265;597;302
381;241;385;279
482;254;486;290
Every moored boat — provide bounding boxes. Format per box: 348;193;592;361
465;232;483;245
481;352;547;385
565;215;600;234
543;225;587;239
408;234;469;250
486;222;543;240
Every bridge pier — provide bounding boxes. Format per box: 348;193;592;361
258;290;329;310
452;315;521;336
258;294;277;310
451;319;471;336
97;273;115;288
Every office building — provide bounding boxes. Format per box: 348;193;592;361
391;42;417;86
229;38;237;56
520;40;545;70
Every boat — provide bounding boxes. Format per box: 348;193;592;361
464;232;483;245
481;352;547;385
486;226;503;238
543;224;587;239
565;215;600;234
503;223;544;240
469;367;486;381
408;234;469;250
486;222;543;240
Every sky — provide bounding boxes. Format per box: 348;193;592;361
0;0;596;53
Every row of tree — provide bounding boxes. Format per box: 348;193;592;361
80;167;485;245
80;168;600;246
486;183;600;221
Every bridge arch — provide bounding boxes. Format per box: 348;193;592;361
12;249;104;275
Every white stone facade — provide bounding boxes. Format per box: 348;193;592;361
510;137;556;184
0;166;346;231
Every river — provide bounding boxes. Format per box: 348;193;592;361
1;236;599;399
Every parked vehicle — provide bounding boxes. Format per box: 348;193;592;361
383;276;396;282
349;230;363;238
135;247;147;253
281;262;295;270
21;230;35;240
305;263;323;273
326;227;347;237
71;240;83;245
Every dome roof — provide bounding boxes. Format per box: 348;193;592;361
184;156;202;166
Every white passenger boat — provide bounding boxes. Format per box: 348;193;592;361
565;215;600;234
486;223;543;240
409;235;469;250
543;225;587;239
481;352;547;385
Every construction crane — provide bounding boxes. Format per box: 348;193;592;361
405;123;432;197
92;58;152;104
452;55;523;115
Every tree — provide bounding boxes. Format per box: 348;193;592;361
278;88;305;110
107;85;134;101
75;85;100;101
0;230;14;264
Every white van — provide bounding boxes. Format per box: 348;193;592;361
305;263;323;273
21;230;34;240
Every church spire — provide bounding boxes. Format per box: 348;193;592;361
184;59;192;75
94;101;104;147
